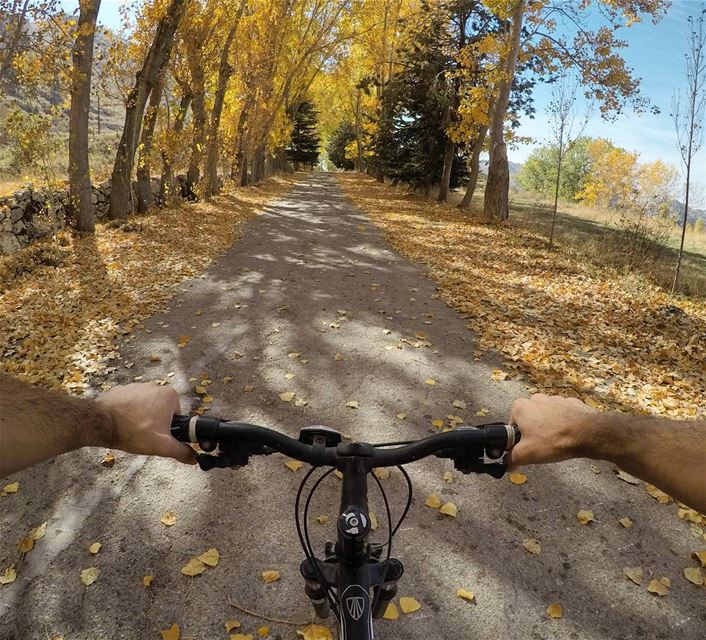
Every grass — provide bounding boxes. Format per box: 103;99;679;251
442;179;706;299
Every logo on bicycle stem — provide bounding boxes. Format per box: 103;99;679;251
341;510;368;536
346;595;365;620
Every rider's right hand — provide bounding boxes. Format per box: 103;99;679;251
504;394;598;469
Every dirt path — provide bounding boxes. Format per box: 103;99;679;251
1;174;703;640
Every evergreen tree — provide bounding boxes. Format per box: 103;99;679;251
327;120;356;170
374;4;469;193
286;99;321;169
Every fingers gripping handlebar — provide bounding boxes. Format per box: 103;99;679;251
171;415;521;476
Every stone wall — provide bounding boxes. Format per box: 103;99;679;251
0;179;159;256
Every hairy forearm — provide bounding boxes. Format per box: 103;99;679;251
0;373;115;478
577;412;706;514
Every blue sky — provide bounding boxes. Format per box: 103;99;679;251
512;0;706;202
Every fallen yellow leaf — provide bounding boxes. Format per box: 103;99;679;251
577;510;595;525
195;385;207;394
181;558;206;576
475;408;489;417
383;602;399;620
80;567;100;586
619;517;633;528
623;567;643;585
160;511;177;527
285;459;304;472
546;603;563;619
315;515;329;524
143;575;154;587
677;508;702;524
262;570;280;583
373;468;390;480
683;567;704;585
457;588;476;603
645;484;671;504
17;536;34;553
522;538;541;555
425;494;442;509
159;624;180;640
88;542;102;554
694;550;706;568
225;620;241;632
425;378;436;386
431;419;444;428
101;452;116;467
647;577;670;596
230;635;253;640
399;596;421;613
395;412;407;420
244;385;254;392
197;548;220;567
279;391;295;402
296;624;333;640
443;471;454;483
257;626;269;637
509;472;527;485
452;400;467;409
0;565;17;585
440;502;457;517
614;469;640;485
28;522;47;541
345;400;359;409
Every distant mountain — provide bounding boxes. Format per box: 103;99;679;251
668;199;706;222
479;159;523;176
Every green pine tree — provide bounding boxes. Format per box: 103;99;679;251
286;99;321;170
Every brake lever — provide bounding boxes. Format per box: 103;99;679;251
195;441;274;470
453;458;507;478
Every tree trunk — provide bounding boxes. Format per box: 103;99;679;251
108;0;186;220
240;150;249;186
252;146;265;183
159;90;191;205
186;63;206;194
549;153;563;248
69;0;101;233
483;0;524;222
355;88;363;172
202;3;247;197
458;125;488;209
136;73;163;213
437;138;455;203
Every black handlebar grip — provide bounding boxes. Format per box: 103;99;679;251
171;414;191;442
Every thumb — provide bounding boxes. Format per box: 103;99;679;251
158;434;198;465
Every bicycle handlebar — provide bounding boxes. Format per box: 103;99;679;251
171;414;520;476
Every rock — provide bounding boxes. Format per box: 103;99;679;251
91;192;98;205
1;219;12;232
11;207;23;222
0;232;21;255
13;220;26;234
